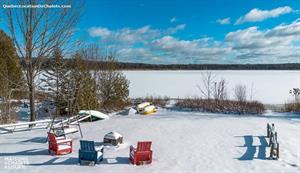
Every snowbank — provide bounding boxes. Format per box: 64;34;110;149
0;110;299;173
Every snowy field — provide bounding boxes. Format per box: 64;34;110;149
0;109;299;173
124;70;300;104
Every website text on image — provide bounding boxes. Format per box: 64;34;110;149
2;3;71;9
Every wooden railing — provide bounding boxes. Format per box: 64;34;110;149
267;123;279;159
0;120;52;134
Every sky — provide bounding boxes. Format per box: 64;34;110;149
1;0;300;64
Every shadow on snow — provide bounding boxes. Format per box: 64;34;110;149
235;135;268;161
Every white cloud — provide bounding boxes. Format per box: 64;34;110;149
150;36;231;61
235;6;293;25
88;25;160;45
88;19;300;64
88;24;186;45
113;26;160;44
226;19;300;61
170;17;177;23
266;19;300;37
165;24;186;34
216;18;231;25
88;27;111;37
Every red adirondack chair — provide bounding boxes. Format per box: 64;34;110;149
129;141;152;165
47;132;73;155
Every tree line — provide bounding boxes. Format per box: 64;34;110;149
116;63;300;70
24;59;300;71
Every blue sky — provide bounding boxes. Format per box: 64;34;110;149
80;0;298;39
1;0;300;64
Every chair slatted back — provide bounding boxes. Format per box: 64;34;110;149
80;140;95;151
48;132;57;144
137;141;152;151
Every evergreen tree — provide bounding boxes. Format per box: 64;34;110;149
63;53;99;115
0;30;23;123
96;56;130;111
41;47;67;115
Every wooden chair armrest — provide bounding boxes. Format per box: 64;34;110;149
135;150;152;154
57;139;72;144
55;136;65;140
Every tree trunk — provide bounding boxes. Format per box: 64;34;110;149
56;74;59;116
29;77;36;124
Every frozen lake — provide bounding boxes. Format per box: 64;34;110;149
124;70;300;104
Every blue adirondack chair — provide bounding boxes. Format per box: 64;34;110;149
79;140;104;165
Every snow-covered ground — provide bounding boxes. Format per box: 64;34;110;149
124;70;300;104
0;109;299;173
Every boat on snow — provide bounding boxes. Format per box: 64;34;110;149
140;105;157;115
136;102;157;115
136;102;151;112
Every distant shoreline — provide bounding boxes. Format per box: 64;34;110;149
116;62;300;70
23;58;300;70
120;69;300;71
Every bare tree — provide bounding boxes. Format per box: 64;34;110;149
234;84;247;102
197;71;215;100
289;88;300;102
249;82;256;101
213;78;227;100
3;0;82;122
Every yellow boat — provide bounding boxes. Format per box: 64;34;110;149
141;105;157;115
136;102;151;113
